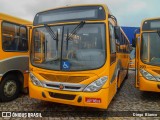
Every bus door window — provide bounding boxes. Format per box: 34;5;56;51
109;23;116;64
19;27;28;51
120;33;124;53
141;33;149;62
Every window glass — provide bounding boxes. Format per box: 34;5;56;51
120;33;124;53
141;32;160;65
2;22;28;51
31;23;106;71
109;23;116;53
124;38;127;53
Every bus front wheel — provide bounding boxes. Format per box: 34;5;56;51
0;75;20;102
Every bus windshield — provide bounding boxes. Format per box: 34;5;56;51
141;32;160;65
31;23;106;71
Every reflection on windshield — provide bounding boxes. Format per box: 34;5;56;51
141;32;160;65
31;23;106;71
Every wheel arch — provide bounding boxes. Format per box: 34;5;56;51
1;70;24;91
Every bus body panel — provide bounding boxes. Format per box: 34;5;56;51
137;62;160;92
29;78;118;109
139;77;160;92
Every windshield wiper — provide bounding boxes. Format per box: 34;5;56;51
66;21;85;50
44;24;58;51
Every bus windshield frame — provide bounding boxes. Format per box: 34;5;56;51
31;22;106;71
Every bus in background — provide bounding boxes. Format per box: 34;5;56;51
0;13;32;101
129;29;140;70
29;4;130;109
129;48;135;69
134;18;160;92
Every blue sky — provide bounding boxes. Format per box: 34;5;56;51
0;0;159;27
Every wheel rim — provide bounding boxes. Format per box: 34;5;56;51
4;80;17;97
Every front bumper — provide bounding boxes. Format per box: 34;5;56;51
29;81;110;109
139;77;160;92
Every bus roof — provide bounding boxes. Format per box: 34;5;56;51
142;17;160;22
0;13;32;25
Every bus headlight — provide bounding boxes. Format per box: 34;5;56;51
140;69;156;81
83;76;108;92
30;73;43;87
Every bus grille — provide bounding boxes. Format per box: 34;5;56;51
39;73;89;83
49;92;76;100
41;80;86;91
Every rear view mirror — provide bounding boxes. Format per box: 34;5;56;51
114;26;121;39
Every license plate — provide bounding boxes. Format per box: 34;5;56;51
85;98;101;103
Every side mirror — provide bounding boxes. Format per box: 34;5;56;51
114;26;121;39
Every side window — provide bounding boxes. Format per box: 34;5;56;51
2;22;28;52
124;38;127;53
109;23;116;53
126;41;130;53
109;23;116;64
120;33;123;53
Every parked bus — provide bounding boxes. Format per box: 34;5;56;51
0;13;32;101
29;4;130;109
134;18;160;92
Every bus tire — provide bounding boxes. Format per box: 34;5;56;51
0;75;20;102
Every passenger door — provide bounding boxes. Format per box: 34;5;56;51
108;23;117;101
135;34;140;87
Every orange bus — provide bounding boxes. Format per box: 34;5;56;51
0;13;32;101
135;18;160;92
29;4;130;109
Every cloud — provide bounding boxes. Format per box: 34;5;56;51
0;0;160;27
